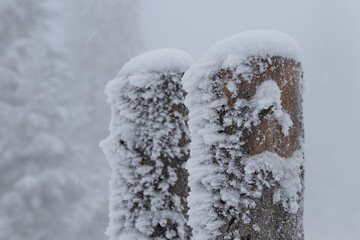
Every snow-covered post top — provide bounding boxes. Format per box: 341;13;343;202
101;49;194;240
183;30;304;240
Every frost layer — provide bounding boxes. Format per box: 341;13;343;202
101;49;194;240
120;48;194;76
183;30;302;94
183;30;304;239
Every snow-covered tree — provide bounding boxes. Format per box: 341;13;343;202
0;1;87;239
0;0;47;54
0;0;140;239
182;30;304;239
101;49;194;240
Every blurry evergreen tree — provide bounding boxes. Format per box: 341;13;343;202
0;0;139;239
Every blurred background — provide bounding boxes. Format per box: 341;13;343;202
0;0;359;239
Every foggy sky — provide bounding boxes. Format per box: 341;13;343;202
139;1;360;239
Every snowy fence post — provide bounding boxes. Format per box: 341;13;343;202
183;30;304;239
101;49;194;240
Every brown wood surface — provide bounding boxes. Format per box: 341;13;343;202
218;56;304;240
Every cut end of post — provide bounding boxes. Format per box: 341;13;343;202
105;48;194;102
207;29;302;65
183;30;302;98
119;48;195;76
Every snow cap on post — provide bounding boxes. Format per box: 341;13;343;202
183;30;304;240
102;48;194;240
119;48;195;76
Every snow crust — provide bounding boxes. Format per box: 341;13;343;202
119;48;195;76
207;30;301;70
244;150;304;213
183;30;302;94
183;30;303;239
101;49;193;240
250;80;293;136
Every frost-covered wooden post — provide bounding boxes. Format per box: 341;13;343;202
183;30;304;240
101;49;194;240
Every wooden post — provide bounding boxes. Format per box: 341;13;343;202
219;56;304;239
102;49;194;240
183;30;304;240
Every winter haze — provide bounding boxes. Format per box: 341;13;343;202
1;0;359;240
